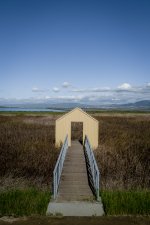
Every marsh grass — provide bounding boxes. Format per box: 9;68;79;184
101;190;150;215
0;188;50;216
0;113;150;216
0;114;150;191
0;115;59;189
94;116;150;189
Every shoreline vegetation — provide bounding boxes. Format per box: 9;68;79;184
0;112;150;217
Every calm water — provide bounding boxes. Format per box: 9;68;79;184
0;107;65;112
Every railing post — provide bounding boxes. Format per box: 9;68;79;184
84;135;100;201
52;135;68;200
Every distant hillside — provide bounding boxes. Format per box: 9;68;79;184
0;100;150;110
29;100;150;110
114;100;150;110
47;102;92;109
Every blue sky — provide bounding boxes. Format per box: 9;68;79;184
0;0;150;105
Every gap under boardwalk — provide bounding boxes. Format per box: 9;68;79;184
47;140;104;216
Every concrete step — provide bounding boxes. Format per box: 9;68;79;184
46;201;104;216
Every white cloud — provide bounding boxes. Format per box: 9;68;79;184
2;83;150;105
52;87;60;92
71;87;111;93
71;88;86;92
56;95;82;100
32;87;46;92
92;87;111;91
62;81;70;88
146;83;150;87
118;83;132;90
112;98;120;101
45;96;52;99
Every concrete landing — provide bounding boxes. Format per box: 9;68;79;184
46;200;104;216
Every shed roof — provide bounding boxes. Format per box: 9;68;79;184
56;107;98;123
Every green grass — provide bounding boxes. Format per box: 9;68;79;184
0;188;50;216
0;189;149;217
101;190;150;215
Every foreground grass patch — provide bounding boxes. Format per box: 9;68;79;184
101;190;150;215
0;189;150;216
0;188;50;216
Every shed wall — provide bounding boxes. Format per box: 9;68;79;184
55;109;98;149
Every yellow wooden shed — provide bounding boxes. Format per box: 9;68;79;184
55;107;99;149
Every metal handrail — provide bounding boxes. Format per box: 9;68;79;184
84;135;100;200
53;135;68;199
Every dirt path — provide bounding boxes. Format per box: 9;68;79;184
0;216;149;225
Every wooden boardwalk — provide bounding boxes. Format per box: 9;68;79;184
56;140;94;202
47;139;104;216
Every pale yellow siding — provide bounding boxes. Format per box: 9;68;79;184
55;108;99;149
